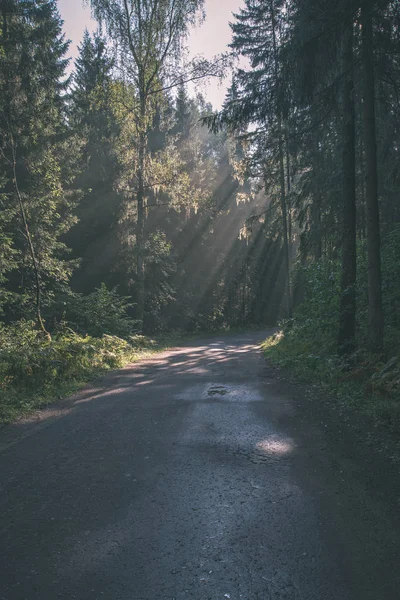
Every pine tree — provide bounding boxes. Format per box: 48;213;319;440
0;0;79;331
213;0;293;317
337;17;357;355
361;1;383;352
68;29;122;295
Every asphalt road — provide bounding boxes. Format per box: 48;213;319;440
1;331;400;600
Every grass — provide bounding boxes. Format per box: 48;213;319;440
262;330;400;434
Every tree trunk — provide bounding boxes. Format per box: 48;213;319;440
338;20;357;356
362;2;383;353
12;150;51;340
136;95;146;331
277;130;292;318
311;196;322;261
285;137;293;263
271;0;291;318
311;133;322;261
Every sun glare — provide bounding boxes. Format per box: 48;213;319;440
256;437;294;456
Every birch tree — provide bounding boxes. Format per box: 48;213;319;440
87;0;207;328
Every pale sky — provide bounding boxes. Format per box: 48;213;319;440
57;0;243;109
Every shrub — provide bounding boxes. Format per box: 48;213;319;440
69;283;138;338
263;227;400;431
0;320;150;423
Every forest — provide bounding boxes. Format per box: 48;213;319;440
0;0;399;428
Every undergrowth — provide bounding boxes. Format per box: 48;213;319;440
262;331;400;432
0;312;263;426
0;321;170;424
262;230;400;433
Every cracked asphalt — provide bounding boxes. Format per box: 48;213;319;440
1;331;399;599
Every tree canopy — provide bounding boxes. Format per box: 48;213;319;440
0;0;399;426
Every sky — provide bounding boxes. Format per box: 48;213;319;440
57;0;243;109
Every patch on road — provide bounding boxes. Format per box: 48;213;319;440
175;382;264;403
207;386;229;397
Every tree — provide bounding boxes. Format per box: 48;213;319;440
68;29;123;295
361;1;383;352
337;18;357;355
0;0;79;331
87;0;205;329
207;0;293;317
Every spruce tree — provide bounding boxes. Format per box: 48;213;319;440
68;29;122;295
0;0;78;330
215;0;292;317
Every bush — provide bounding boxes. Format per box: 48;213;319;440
0;320;153;423
68;283;138;338
263;227;400;432
290;258;341;355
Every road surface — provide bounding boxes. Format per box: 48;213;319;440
1;331;399;599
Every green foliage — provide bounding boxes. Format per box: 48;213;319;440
69;283;138;338
381;227;400;348
292;259;341;353
264;329;400;433
0;320;156;424
144;232;176;332
0;0;81;321
67;30;122;297
354;228;400;350
263;229;400;432
186;303;226;333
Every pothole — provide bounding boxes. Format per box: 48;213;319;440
207;386;229;396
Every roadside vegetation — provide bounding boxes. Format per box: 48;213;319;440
1;2;399;431
0;324;148;424
263;228;400;432
0;285;174;424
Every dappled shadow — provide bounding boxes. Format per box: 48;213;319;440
0;331;271;450
1;328;399;599
0;330;286;599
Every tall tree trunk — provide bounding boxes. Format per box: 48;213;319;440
311;132;322;261
285;137;293;263
362;2;383;352
271;0;291;318
277;130;291;317
136;95;146;331
311;195;322;260
338;20;357;356
12;148;51;340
